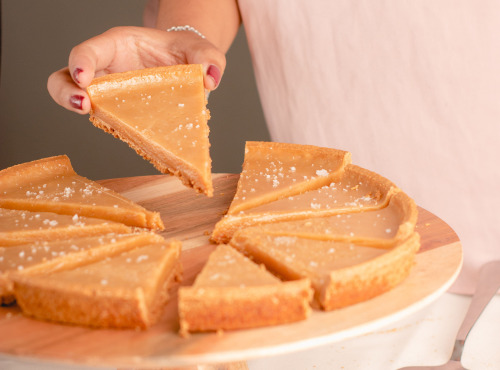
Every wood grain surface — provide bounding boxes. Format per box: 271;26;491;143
0;173;462;369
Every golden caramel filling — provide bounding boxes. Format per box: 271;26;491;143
0;233;132;274
89;67;210;174
33;243;176;294
229;142;350;214
245;176;383;214
0;208;110;233
253;201;402;240
194;245;280;288
237;233;386;278
2;174;140;209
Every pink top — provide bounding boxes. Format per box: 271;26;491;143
239;0;500;294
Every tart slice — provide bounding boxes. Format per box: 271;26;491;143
0;155;163;229
1;232;163;304
0;208;131;247
13;239;182;329
212;164;397;243
238;191;417;248
87;65;213;196
178;244;312;335
228;141;351;214
230;231;420;310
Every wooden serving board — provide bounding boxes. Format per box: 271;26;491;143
0;173;462;368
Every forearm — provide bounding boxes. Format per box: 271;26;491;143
155;0;241;53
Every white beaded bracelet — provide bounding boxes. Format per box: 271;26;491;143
166;25;206;39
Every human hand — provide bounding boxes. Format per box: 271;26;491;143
47;26;225;114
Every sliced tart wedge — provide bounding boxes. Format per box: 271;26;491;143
230;231;420;310
212;164;397;243
237;190;417;248
178;244;312;335
0;208;131;247
228;141;351;214
0;155;163;229
87;65;213;196
12;239;182;329
0;231;163;304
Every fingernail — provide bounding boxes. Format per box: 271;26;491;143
207;65;221;89
73;68;83;84
70;95;84;110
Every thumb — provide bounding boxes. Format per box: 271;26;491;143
205;64;222;91
186;43;226;91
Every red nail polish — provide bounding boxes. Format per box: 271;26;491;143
70;95;84;110
73;68;83;84
207;65;221;89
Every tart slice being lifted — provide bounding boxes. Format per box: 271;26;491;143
87;65;213;196
178;244;312;335
0;155;163;230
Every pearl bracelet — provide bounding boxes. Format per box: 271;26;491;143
166;25;206;39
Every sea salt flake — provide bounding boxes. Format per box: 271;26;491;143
136;255;149;263
43;219;58;227
274;236;297;246
316;169;329;177
63;187;73;198
82;187;93;196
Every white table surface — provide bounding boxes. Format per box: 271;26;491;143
1;292;499;370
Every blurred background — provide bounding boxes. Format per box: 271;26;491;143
0;0;269;179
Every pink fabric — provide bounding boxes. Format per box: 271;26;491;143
239;0;500;294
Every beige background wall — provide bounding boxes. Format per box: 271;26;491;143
0;0;269;179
